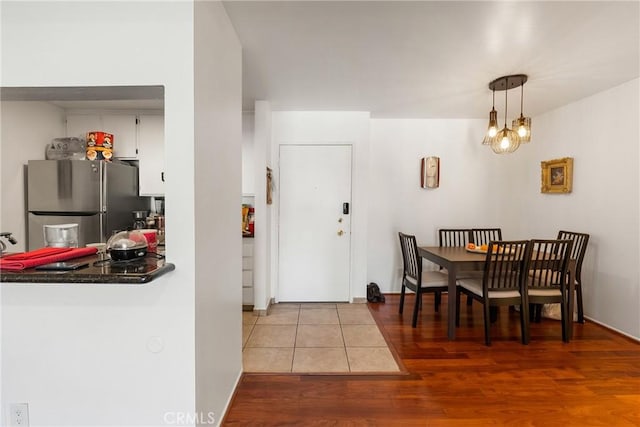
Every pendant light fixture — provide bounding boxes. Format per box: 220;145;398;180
482;74;531;154
482;88;498;145
512;82;532;143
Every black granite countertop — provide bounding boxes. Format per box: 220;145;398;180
0;253;175;284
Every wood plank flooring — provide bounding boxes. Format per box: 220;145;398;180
223;294;640;426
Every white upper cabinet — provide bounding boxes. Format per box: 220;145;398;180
66;114;100;140
103;115;138;158
137;115;165;196
66;114;138;159
66;111;165;196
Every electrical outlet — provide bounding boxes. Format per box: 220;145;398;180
9;403;29;427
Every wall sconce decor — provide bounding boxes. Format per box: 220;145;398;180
420;156;440;188
482;74;532;154
541;157;573;193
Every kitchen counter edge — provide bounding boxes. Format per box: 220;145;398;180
0;258;175;284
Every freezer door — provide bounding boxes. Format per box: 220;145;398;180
28;213;102;250
27;160;102;213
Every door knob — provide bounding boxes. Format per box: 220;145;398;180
337;230;344;236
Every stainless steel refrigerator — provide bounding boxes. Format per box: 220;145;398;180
27;160;148;250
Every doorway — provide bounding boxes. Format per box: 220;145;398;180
278;144;352;302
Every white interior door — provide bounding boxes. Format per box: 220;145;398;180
278;145;352;302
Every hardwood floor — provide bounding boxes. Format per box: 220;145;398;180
223;294;640;426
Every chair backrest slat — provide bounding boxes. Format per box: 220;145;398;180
439;229;472;247
399;232;421;281
557;230;589;283
472;228;503;245
528;239;573;290
484;240;529;292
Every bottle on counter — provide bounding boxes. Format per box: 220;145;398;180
242;204;250;234
248;207;255;235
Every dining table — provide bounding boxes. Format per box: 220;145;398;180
417;245;576;341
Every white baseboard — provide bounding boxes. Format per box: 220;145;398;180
217;369;243;427
584;316;640;343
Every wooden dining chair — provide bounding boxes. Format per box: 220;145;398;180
527;239;573;342
471;228;503;309
456;240;531;346
471;228;503;246
439;229;479;306
557;230;590;323
398;232;449;328
471;228;504;312
439;229;472;247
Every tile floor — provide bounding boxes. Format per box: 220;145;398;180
242;303;401;373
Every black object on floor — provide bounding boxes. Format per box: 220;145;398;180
367;282;385;303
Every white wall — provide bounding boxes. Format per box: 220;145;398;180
368;118;504;291
245;102;639;338
0;102;66;252
1;2;241;425
508;78;639;339
271;111;370;301
242;112;255;195
253;102;272;311
367;79;639;339
193;1;242;422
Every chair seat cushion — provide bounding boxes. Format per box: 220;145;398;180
529;288;562;297
405;270;448;288
458;278;520;299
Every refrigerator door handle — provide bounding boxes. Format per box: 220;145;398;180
99;161;106;212
99;213;105;242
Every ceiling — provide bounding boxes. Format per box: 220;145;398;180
223;1;640;118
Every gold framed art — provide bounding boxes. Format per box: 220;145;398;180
541;157;573;193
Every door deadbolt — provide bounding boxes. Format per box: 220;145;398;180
338;218;343;223
337;230;344;236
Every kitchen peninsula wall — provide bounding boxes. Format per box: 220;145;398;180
2;1;242;424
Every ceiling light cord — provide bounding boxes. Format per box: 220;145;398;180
503;77;508;128
520;83;524;117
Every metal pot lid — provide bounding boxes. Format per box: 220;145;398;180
107;230;148;250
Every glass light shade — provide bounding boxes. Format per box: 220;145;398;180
482;109;498;145
482;133;497;145
491;127;521;154
512;115;532;143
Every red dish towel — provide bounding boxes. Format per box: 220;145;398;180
2;247;72;261
0;247;98;271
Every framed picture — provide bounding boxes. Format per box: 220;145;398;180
541;157;573;193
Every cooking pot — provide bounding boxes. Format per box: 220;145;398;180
44;223;79;248
106;230;148;261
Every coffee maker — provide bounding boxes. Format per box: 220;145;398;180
132;210;148;229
